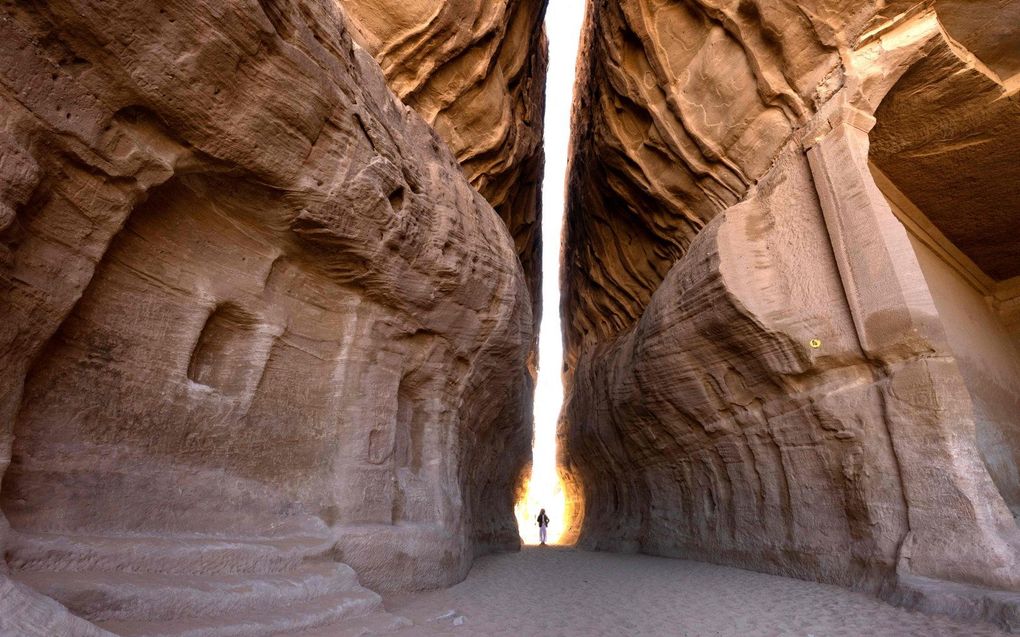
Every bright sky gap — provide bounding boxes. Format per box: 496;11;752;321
514;1;586;545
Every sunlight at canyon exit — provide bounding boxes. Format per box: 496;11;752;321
514;1;585;546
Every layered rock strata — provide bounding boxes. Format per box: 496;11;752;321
0;0;533;633
341;0;549;320
563;0;1020;629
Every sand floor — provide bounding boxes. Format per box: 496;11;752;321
378;547;1007;637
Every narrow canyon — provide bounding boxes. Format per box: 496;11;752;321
0;0;1018;635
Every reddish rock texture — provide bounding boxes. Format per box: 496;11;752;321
341;0;549;321
0;0;535;634
563;0;1020;629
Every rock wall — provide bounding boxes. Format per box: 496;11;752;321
563;0;865;362
0;0;534;633
563;0;1020;628
341;0;548;320
866;24;1020;524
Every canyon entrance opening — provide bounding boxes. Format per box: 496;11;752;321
512;0;584;549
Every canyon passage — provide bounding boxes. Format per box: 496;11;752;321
1;0;1019;636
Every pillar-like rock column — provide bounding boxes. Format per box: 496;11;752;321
806;105;942;361
806;102;1020;592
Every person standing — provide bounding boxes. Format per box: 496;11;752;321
536;508;550;545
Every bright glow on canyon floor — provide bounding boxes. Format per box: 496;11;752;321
513;1;586;546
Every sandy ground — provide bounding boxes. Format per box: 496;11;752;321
378;547;1007;637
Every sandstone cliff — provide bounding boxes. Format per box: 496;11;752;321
0;0;534;634
341;0;548;322
563;0;1020;628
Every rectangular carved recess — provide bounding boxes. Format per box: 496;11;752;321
187;303;259;393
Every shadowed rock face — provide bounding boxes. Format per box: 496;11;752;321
563;0;1020;628
341;0;549;323
0;0;533;633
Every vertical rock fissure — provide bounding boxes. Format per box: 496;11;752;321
513;2;586;546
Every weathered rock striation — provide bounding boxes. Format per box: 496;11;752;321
0;0;534;634
563;0;1020;629
341;0;549;321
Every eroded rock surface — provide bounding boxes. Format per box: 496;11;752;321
0;0;533;633
563;0;1020;629
341;0;548;319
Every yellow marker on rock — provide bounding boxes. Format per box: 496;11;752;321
809;339;822;349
